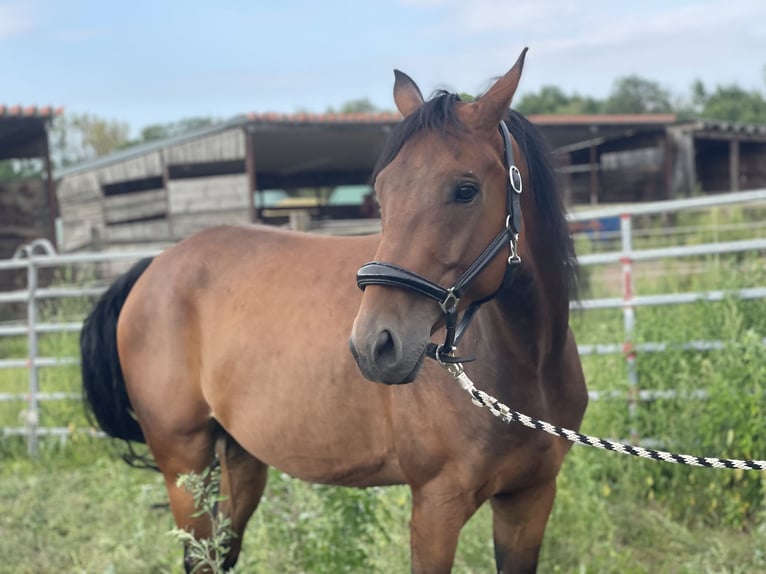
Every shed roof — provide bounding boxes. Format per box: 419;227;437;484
54;111;687;181
533;113;677;150
678;119;766;142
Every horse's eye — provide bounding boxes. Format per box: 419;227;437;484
454;183;479;203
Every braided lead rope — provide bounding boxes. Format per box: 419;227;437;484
443;363;766;471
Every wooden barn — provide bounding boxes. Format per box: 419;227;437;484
54;112;766;253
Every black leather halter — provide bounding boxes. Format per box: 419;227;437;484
356;120;523;364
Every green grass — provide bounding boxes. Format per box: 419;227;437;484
1;235;766;571
2;446;766;573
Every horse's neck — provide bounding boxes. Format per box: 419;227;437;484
462;268;568;410
492;260;570;363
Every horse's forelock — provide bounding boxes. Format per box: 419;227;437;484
372;91;465;182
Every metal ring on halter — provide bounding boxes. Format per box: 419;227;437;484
509;165;523;194
435;345;464;377
433;343;449;366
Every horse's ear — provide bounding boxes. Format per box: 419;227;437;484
470;48;528;129
393;70;425;117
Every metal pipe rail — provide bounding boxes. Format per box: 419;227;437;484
568;187;766;221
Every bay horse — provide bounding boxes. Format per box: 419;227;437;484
81;48;588;573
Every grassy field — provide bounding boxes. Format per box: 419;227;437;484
1;241;766;572
2;443;766;573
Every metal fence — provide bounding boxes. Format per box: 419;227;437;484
569;188;766;444
2;188;766;454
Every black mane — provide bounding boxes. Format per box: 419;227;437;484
503;109;579;298
373;91;578;298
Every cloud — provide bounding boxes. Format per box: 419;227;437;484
395;0;766;98
441;0;766;41
397;0;449;6
0;2;34;39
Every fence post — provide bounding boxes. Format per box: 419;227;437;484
25;250;40;456
620;213;639;445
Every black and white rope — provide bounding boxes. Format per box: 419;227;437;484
444;364;766;471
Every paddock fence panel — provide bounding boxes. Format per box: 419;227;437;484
1;188;765;454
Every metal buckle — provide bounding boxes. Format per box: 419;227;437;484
439;288;460;314
508;234;521;264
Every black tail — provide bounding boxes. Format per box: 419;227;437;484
81;257;154;444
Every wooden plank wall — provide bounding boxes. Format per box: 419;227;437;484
108;219;171;243
0;179;50;257
168;174;250;237
99;153;162;184
166;129;245;164
104;189;166;224
56;128;252;251
57;172;104;252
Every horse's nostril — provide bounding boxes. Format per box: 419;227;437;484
373;329;398;365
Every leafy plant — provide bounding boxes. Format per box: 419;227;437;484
169;465;235;574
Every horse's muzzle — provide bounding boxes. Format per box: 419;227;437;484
349;323;427;385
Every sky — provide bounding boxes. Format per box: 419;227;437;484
2;0;765;133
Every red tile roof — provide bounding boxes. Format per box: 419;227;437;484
0;105;63;118
528;113;677;125
246;111;402;123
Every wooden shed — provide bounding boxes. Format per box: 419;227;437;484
0;105;58;257
554;116;766;205
55;113;401;252
545;114;677;205
668;120;766;194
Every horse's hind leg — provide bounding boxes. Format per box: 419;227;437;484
214;431;269;571
490;479;557;574
145;423;220;573
152;426;267;573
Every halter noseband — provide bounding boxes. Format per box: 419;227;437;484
356;120;523;364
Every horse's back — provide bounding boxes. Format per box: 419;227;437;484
117;225;406;484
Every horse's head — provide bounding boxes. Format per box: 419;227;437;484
350;49;529;385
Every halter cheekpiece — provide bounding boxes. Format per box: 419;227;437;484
356;120;523;364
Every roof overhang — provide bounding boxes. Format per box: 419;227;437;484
528;114;678;151
0;106;60;160
245;113;400;188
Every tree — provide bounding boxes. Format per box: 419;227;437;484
139;116;218;143
49;113;131;167
603;75;673;114
517;86;572;114
0;159;42;181
695;83;766;124
326;98;386;114
516;86;601;115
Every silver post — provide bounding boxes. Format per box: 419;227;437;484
620;214;639;445
26;249;40;456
